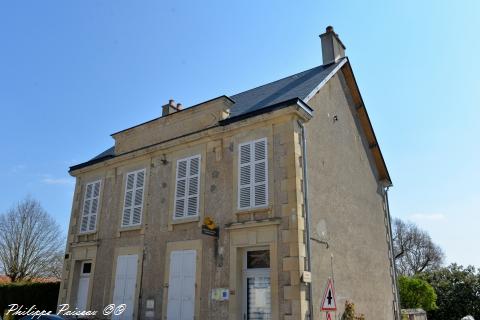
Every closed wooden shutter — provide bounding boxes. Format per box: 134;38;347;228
166;250;196;320
174;155;201;219
80;180;101;233
238;138;268;209
112;254;138;320
122;169;145;227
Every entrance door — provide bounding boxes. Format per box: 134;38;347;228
167;250;196;320
112;254;138;320
243;249;271;320
76;261;91;310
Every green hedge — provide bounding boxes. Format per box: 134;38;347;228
0;281;60;317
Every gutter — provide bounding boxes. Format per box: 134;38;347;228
384;186;401;320
219;98;313;126
297;120;314;320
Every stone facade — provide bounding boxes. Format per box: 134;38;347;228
59;29;398;320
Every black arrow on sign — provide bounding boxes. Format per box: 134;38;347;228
327;289;333;305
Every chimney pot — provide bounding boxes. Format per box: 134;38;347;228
326;26;334;33
176;103;183;110
163;99;179;116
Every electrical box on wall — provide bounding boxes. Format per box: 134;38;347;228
211;288;229;301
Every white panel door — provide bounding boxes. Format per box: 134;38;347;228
76;276;89;310
112;254;138;320
167;250;196;320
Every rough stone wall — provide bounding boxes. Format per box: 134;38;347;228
304;71;396;320
60;112;306;320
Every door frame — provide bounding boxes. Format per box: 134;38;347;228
227;222;280;320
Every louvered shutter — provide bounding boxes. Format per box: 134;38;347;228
80;180;101;233
174;155;201;219
238;138;268;209
122;169;145;227
239;143;252;209
187;156;200;216
253;139;267;206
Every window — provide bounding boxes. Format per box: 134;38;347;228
122;169;145;227
82;262;92;274
80;180;101;233
238;138;268;209
174;155;201;219
247;250;270;269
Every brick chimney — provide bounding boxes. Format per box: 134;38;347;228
319;26;346;65
162;99;179;116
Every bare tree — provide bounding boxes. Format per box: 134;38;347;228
0;197;65;282
392;218;444;276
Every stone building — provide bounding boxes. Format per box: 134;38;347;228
59;27;399;320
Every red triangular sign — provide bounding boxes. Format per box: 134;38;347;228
321;278;337;311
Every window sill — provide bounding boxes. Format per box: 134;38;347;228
235;206;271;215
168;216;200;230
235;206;272;223
171;216;200;225
117;225;144;237
78;230;97;236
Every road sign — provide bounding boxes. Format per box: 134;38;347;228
321;278;337;311
326;312;332;320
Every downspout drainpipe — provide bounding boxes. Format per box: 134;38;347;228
384;186;401;320
297;120;314;320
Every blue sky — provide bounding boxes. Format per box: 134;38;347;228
0;1;478;267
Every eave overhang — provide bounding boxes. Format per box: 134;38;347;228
339;58;392;186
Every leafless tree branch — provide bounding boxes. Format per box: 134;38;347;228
0;197;65;282
392;218;444;276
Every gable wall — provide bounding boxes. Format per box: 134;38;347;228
304;71;396;319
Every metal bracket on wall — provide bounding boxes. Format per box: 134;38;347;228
311;237;329;249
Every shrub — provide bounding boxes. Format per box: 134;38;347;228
0;281;60;317
342;300;366;320
398;275;437;311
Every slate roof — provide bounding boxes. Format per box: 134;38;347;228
229;59;344;118
71;59;346;171
90;146;115;161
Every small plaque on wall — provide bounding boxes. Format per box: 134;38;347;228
202;225;219;237
302;271;312;283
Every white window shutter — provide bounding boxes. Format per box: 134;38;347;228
238;138;268;209
253;139;267;206
88;181;101;231
187;156;200;216
122;169;145;227
239;143;252;209
174;155;201;219
80;180;101;233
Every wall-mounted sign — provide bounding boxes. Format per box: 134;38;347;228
302;271;311;283
202;216;219;238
